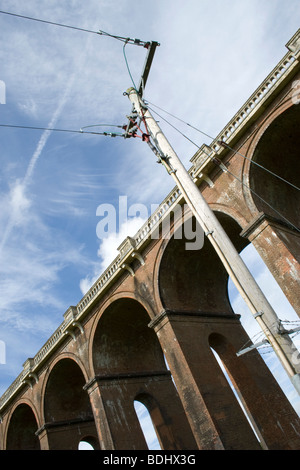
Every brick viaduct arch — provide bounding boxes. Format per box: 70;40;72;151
5;400;40;450
1;32;300;450
239;100;300;313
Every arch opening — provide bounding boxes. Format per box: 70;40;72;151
209;333;265;448
249;105;300;259
158;213;248;315
92;298;195;450
6;403;40;450
134;399;162;450
44;358;93;423
78;437;98;450
158;209;300;434
92;298;166;375
44;358;99;450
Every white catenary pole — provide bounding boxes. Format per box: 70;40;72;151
127;86;300;394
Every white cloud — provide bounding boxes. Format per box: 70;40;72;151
79;216;147;294
0;180;31;256
98;216;147;266
0;230;86;324
7;179;31;219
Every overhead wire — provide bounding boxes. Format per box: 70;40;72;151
236;326;275;357
2;113;298;233
0;123;126;137
0;10;101;34
220;162;300;234
0;10;152;47
147;105;300;234
1;10;299;199
123;41;138;90
0;9;150;136
120;37;300;233
147;100;215;141
2;10;297;190
146;100;300;193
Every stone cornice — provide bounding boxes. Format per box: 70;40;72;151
148;309;240;330
241;212;300;240
84;370;171;390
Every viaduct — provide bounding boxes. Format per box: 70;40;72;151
0;29;300;451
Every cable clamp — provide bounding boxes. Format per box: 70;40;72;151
157;154;176;175
142;133;150;142
254;311;263;319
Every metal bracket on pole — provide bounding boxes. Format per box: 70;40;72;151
145;139;176;175
278;324;300;336
123;41;159;138
157;154;177;175
138;41;159;96
236;339;269;357
254;311;263;319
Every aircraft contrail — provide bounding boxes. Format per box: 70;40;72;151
0;75;75;256
25;76;75;184
0;31;93;257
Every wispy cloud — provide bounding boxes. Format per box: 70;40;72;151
0;72;75;256
0;216;87;326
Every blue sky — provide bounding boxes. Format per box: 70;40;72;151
0;0;300;448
